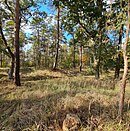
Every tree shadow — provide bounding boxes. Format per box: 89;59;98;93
0;90;68;130
20;67;34;75
0;74;7;79
51;68;68;75
0;89;129;131
21;75;62;82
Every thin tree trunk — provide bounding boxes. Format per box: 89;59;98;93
118;0;130;120
53;3;60;70
95;62;100;79
73;39;76;68
8;57;15;79
94;31;102;79
114;0;124;79
94;0;103;79
95;54;100;79
14;0;21;86
37;29;41;68
93;46;99;79
0;52;2;67
79;45;83;72
115;25;123;79
46;42;49;67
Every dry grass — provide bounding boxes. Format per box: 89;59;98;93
0;68;130;131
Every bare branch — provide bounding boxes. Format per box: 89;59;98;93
5;0;14;18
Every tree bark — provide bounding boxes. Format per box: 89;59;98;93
8;57;15;79
0;52;2;68
37;29;41;69
73;38;76;68
94;0;103;79
79;45;83;72
95;62;100;79
115;25;123;79
53;2;60;70
14;0;21;86
94;31;102;79
118;0;130;120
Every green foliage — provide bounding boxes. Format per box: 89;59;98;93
86;67;95;75
22;61;34;67
61;55;73;68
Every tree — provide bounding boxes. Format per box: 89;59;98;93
53;0;60;70
118;0;130;120
29;10;48;68
59;0;108;78
107;0;125;79
14;0;21;86
0;52;2;67
0;19;15;79
114;25;123;79
0;0;36;83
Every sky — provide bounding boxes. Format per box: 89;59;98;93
23;3;55;34
24;2;72;37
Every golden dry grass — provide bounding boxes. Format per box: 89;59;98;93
0;68;130;131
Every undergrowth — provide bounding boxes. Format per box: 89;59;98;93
0;68;130;131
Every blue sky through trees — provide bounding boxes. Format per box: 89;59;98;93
23;2;72;51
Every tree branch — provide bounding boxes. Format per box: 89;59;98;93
77;19;96;39
0;20;14;58
5;0;14;19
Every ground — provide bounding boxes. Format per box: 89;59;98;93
0;68;130;131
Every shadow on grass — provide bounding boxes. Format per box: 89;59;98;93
22;75;62;82
0;74;7;79
52;68;93;77
0;90;68;130
20;67;34;75
51;68;68;74
0;89;129;131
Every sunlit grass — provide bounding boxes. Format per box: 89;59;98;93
0;68;130;130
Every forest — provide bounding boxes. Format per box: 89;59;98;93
0;0;130;130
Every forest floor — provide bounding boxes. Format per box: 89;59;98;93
0;68;130;131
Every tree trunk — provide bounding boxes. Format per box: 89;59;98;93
53;3;60;70
0;18;15;79
14;0;21;86
95;62;100;79
73;40;76;68
94;31;102;79
37;29;41;69
79;45;83;72
0;52;2;67
115;25;123;79
8;56;15;79
94;0;103;79
118;0;130;120
93;47;99;79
